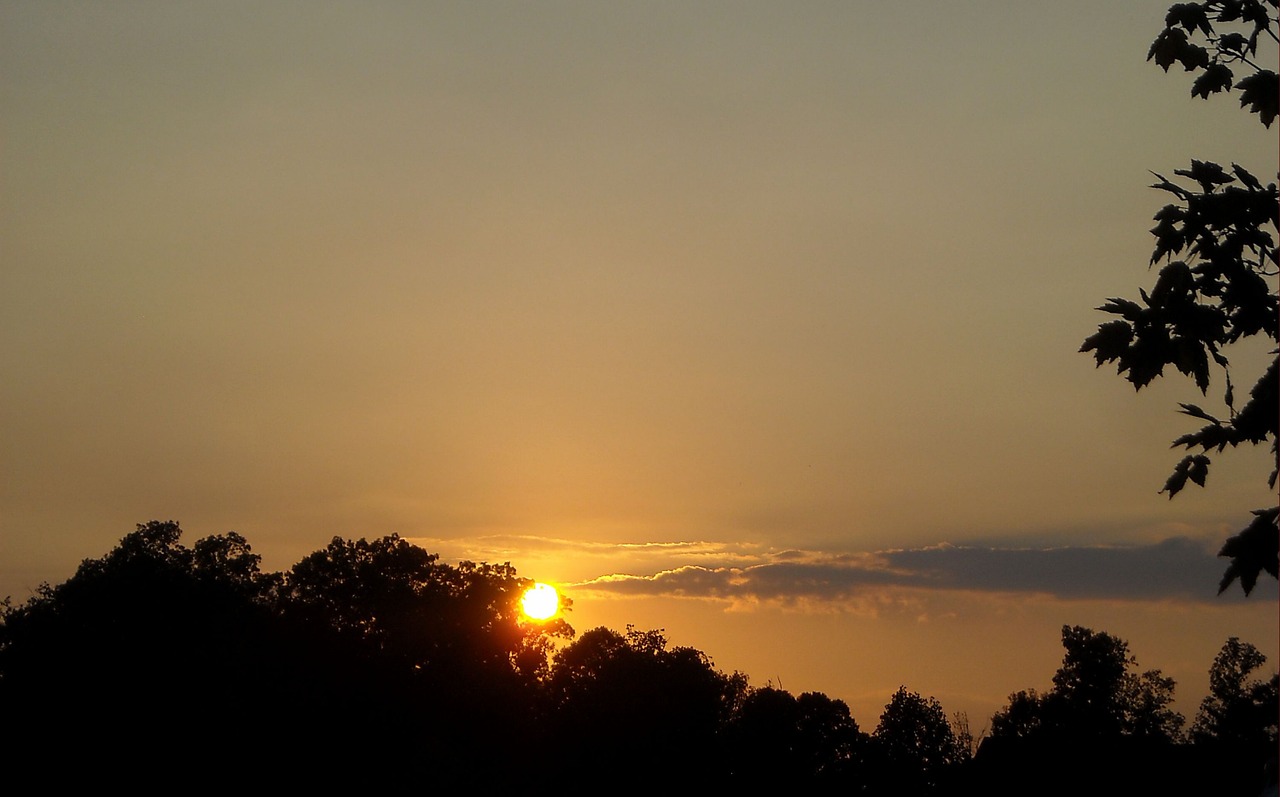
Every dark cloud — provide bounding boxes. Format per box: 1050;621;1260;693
879;538;1249;602
571;537;1275;605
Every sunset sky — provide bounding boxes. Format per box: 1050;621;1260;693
3;1;1276;728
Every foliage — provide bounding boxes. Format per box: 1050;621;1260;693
547;625;743;780
990;625;1185;742
989;689;1047;739
1148;0;1278;126
1124;668;1186;739
872;686;965;793
1190;637;1280;748
1080;0;1279;595
796;690;867;778
0;522;572;782
0;522;299;769
724;685;867;784
950;711;983;760
9;522;1275;788
283;534;571;686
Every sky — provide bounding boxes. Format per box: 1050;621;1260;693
2;1;1277;730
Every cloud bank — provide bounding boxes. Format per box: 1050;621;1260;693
412;533;1274;607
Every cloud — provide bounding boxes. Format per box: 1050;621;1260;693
878;537;1236;601
410;533;765;562
406;533;769;579
584;566;741;598
408;531;1276;607
565;536;1276;606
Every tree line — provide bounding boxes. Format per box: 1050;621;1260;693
1;523;1274;793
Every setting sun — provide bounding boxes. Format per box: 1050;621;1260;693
520;582;559;621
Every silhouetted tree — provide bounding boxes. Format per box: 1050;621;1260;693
0;522;299;774
724;685;867;786
726;686;809;781
0;522;573;785
1052;624;1139;736
1080;0;1278;595
796;690;868;781
989;689;1048;739
279;533;574;776
990;625;1184;743
1192;637;1279;748
282;534;571;677
547;625;742;781
951;711;982;760
870;686;964;794
1125;667;1186;740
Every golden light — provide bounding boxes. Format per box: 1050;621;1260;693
520;582;559;621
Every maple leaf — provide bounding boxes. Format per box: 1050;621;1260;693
1162;454;1212;497
1178;402;1222;424
1191;63;1234;98
1217;507;1280;595
1080;320;1134;365
1148;27;1190;71
1230;163;1263;191
1174;160;1232;191
1216;31;1250;55
1166;2;1214;34
1178;42;1211;71
1235;71;1278;127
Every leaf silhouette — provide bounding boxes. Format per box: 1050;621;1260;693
1229;163;1262;191
1174;160;1232;191
1235;71;1278;127
1088;1;1278;596
1161;454;1211;497
1218;507;1280;595
1191;63;1234;98
1148;27;1190;71
1177;403;1221;424
1165;2;1214;35
1080;321;1135;364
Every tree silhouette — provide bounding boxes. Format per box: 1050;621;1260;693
990;625;1184;742
724;685;868;785
0;522;574;784
1191;637;1279;749
795;690;869;781
725;686;810;781
870;686;964;794
283;534;571;684
1052;624;1139;737
989;689;1048;739
278;532;575;778
1080;0;1279;595
976;627;1206;796
13;523;1266;789
547;625;743;782
0;522;304;775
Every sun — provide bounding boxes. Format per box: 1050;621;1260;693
520;582;559;621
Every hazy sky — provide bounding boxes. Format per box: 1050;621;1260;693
3;1;1276;727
